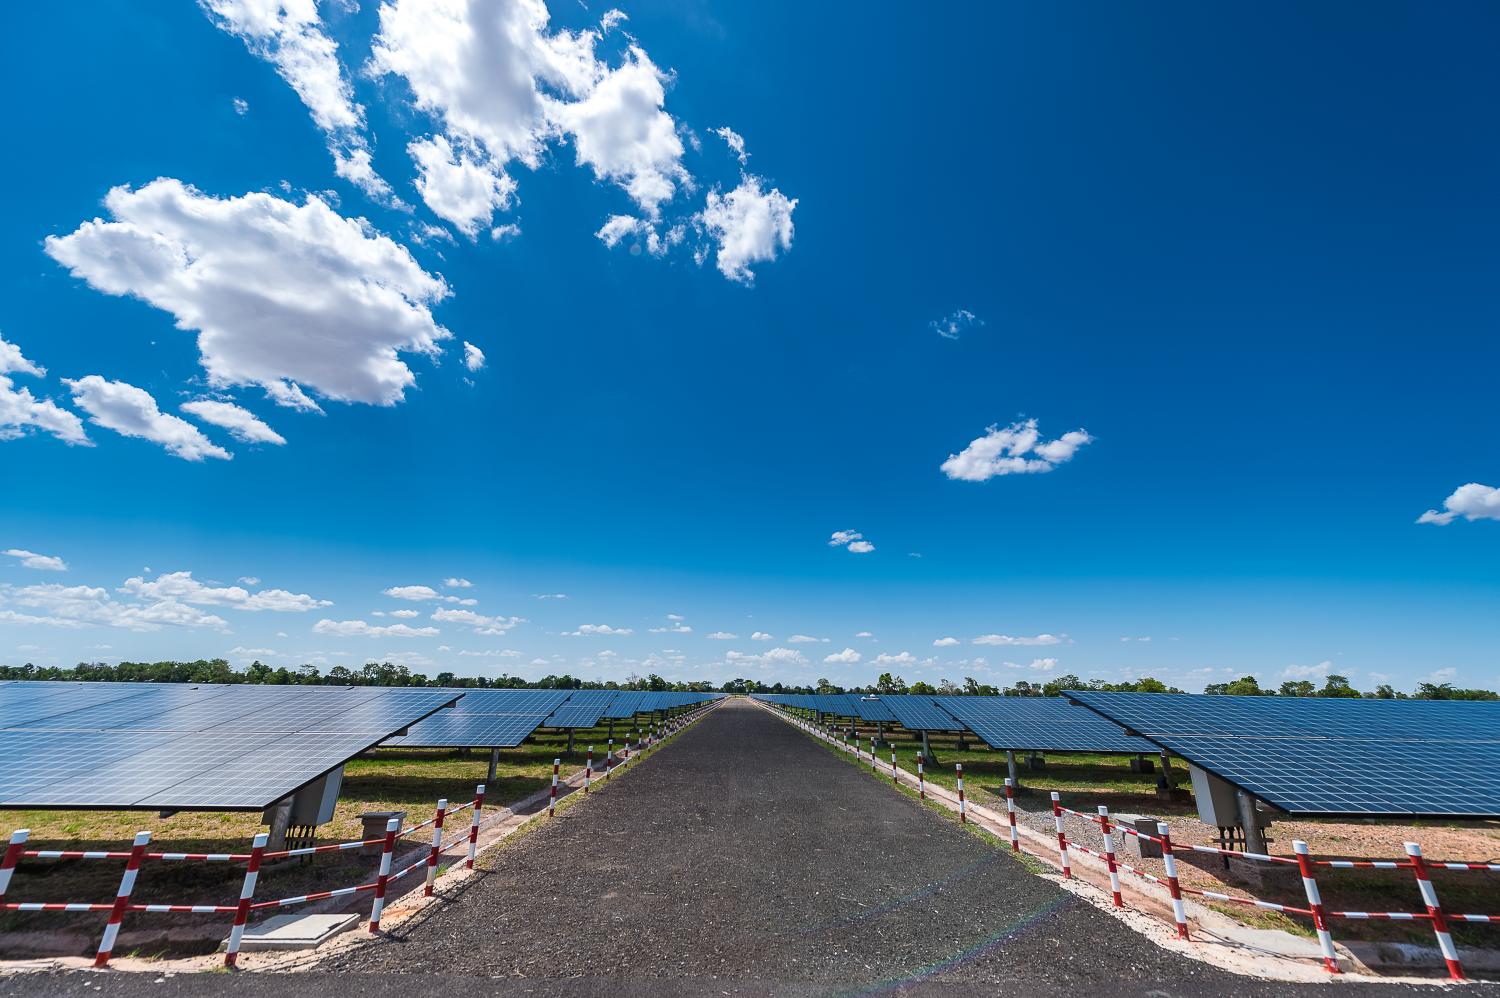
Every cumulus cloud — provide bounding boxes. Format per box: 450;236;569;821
824;647;860;664
200;0;397;202
872;651;928;667
0;334;90;446
3;549;68;572
1418;483;1500;525
930;309;982;340
0;582;229;632
382;584;475;605
119;572;331;612
1028;657;1059;672
65;377;230;461
444;577;473;588
313;618;439;638
409;134;516;236
696;175;795;284
727;646;806;668
594;214;683;256
750;631;773;642
828;530;874;554
648;616;692;634
181;399;286;445
972;633;1065;647
786;634;826;643
430;607;524;635
45;180;452;410
706;631;737;640
388;609;420;618
462;342;486;372
566;623;633;636
932;636;960;647
940;419;1092;482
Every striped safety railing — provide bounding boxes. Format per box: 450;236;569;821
761;698;1497;982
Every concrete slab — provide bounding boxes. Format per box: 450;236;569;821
235;913;359;951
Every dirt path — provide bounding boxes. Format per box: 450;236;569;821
2;701;1484;996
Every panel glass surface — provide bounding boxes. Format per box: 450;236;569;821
934;696;1152;753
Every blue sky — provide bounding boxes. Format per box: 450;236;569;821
2;1;1497;692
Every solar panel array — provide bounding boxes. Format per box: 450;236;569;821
0;682;457;810
387;688;722;747
934;696;1152;753
878;695;966;731
1067;691;1500;817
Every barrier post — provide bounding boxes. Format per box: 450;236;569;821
870;736;877;773
1292;840;1339;974
957;764;967;824
585;747;593;795
1003;779;1019;852
606;739;614;780
368;817;399;932
424;798;448;897
549;758;560;817
917;754;925;799
466;784;486;870
891;749;898;785
1050;793;1072;878
1406;842;1465;982
1098;806;1122;906
94;830;150;967
1157;822;1190;940
0;829;28;903
223;831;268;967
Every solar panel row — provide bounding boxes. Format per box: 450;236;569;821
1066;691;1500;818
0;682;458;811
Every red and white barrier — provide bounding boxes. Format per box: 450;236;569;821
466;785;486;870
585;748;593;795
1097;806;1122;907
956;763;966;824
1050;792;1072;879
1003;779;1019;852
890;749;898;785
1407;841;1465;982
423;799;448;897
222;832;268;966
549;759;560;817
917;754;925;799
367;816;400;934
1157;822;1191;941
1292;839;1339;973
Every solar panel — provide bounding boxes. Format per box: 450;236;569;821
1066;691;1500;818
0;682;457;810
848;696;897;723
934;696;1153;753
881;695;967;732
603;692;648;718
385;688;571;747
543;691;618;729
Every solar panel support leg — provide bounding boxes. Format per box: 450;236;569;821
265;799;293;852
1235;790;1267;855
1006;750;1019;789
1156;750;1175;794
487;748;500;783
567;729;575;753
922;731;935;766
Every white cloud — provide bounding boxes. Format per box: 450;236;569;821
532;592;568;600
649;621;692;634
855;631;873;639
46;180;452;410
181;399;286;445
828;529;874;553
457;647;522;658
491;222;522;242
65;377;230;462
313;618;439;638
824;647;861;664
238;576;260;586
431;607;524;634
201;0;396;202
786;634;826;643
4;549;68;572
706;631;737;640
382;585;473;605
1119;636;1152;642
1418;483;1500;526
408;134;516;236
1281;660;1333;680
0;334;90;446
0;582;229;632
1427;667;1457;684
444;577;473;588
697;175;795;285
1028;657;1059;672
389;609;420;618
118;571;331;612
972;633;1065;647
566;623;633;636
930;309;982;340
750;631;773;641
666;613;684;621
232;97;249;115
462;342;486;372
727;646;806;668
872;651;928;667
932;636;960;647
712;126;747;165
941;419;1093;482
593;214;682;257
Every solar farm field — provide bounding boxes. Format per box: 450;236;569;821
0;721;637;956
794;711;1500;950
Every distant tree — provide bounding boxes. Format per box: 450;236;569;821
1414;682;1498;701
908;680;937;695
1279;680;1316;697
1204;676;1271;696
1317;674;1362;698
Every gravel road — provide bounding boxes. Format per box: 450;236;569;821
3;700;1487;997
